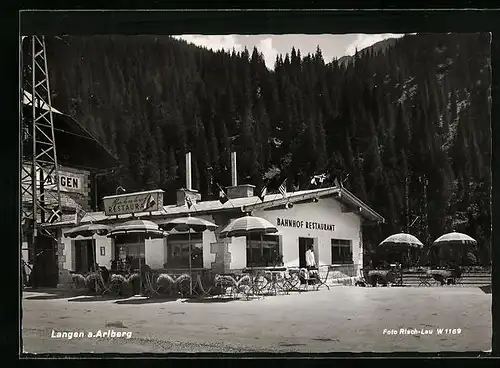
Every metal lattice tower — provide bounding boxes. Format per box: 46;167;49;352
21;35;62;254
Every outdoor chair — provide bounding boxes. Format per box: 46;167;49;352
298;268;319;291
315;265;331;291
417;272;433;287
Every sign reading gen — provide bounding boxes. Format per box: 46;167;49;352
103;190;164;216
22;164;88;194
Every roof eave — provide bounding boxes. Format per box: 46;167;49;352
338;188;385;224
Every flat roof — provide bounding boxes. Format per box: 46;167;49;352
45;186;385;228
102;189;164;200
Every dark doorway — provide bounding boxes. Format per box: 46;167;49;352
31;234;58;288
75;239;95;273
298;237;314;268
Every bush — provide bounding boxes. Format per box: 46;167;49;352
127;273;141;295
85;273;103;294
72;273;87;289
109;274;127;295
156;273;173;293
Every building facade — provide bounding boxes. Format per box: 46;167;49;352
53;184;384;283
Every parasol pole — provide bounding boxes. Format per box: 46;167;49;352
92;234;97;293
188;228;192;295
139;245;142;296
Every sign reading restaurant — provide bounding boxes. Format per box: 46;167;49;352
103;190;164;216
276;217;335;231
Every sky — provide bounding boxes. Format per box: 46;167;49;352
173;34;407;70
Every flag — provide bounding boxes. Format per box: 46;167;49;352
143;194;156;211
75;204;86;225
279;179;287;199
186;195;193;209
218;188;229;204
47;206;62;224
258;186;267;202
311;173;328;186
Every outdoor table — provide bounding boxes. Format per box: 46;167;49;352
367;270;398;285
428;269;453;285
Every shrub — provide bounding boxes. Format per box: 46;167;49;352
85;273;103;294
71;273;87;289
109;274;127;295
127;273;141;295
156;273;175;295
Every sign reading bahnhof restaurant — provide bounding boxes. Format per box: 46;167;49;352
103;190;164;216
276;217;335;231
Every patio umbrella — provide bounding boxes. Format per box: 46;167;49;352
107;220;167;295
107;219;166;239
158;216;218;295
433;231;477;246
220;214;279;270
433;231;477;265
219;214;278;239
64;223;111;239
378;233;424;268
64;223;112;291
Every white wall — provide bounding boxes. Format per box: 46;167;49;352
229;236;247;270
146;237;165;269
253;197;362;271
95;236;113;268
203;229;217;269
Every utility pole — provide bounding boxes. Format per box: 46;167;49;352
21;36;62;275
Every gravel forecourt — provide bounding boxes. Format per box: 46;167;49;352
21;286;491;354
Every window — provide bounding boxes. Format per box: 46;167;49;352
114;234;145;266
331;239;353;264
246;234;280;267
166;233;203;269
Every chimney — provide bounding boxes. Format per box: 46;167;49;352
176;151;201;206
226;151;255;199
185;152;192;191
231;151;237;187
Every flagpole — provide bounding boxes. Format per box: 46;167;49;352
216;183;237;209
244;178;288;213
188;229;192;295
182;189;199;214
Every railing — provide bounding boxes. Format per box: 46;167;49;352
328;263;359;278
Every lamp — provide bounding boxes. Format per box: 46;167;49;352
116;186;126;195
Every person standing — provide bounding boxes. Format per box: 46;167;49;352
306;244;316;269
305;244;319;284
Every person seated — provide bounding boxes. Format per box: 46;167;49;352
447;262;462;284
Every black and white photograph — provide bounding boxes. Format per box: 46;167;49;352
20;15;492;354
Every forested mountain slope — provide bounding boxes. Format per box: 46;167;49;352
36;33;490;262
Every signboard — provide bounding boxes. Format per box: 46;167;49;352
103;190;164;216
276;217;335;232
22;165;87;194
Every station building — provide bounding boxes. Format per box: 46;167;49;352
47;153;385;283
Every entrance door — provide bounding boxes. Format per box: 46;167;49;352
75;240;95;273
31;234;58;287
299;237;314;268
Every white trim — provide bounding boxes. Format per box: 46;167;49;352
102;189;164;200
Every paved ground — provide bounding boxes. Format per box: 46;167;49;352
21;286;491;353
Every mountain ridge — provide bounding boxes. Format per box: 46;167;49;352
24;33;491;264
